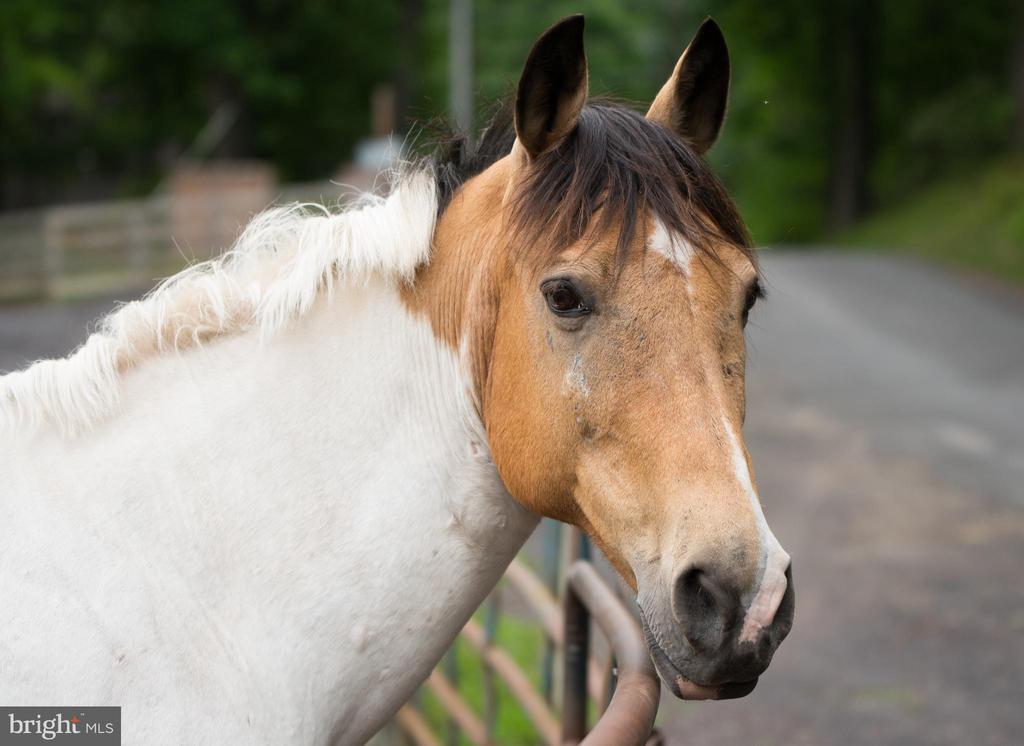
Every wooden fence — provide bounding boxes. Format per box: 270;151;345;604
0;174;357;304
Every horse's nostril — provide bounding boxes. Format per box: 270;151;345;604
674;567;714;620
672;565;739;652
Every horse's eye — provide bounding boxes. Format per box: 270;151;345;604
741;279;764;326
542;279;590;317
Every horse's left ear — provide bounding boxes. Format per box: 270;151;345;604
514;15;588;159
646;18;730;155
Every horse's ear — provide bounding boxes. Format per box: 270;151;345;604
646;18;730;156
514;15;588;159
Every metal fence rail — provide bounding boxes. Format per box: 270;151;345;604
395;536;661;746
562;561;661;746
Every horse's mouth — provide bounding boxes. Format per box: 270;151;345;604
641;616;759;701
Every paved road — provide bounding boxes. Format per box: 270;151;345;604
658;252;1024;746
2;252;1022;745
0;295;124;374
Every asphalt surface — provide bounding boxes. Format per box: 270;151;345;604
2;252;1022;745
0;294;125;373
657;252;1024;745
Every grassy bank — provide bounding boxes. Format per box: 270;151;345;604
840;158;1024;284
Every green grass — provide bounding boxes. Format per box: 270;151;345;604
418;611;548;746
840;157;1024;284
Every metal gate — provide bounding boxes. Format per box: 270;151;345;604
392;524;662;746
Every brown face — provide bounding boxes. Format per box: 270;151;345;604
484;214;793;697
410;16;795;699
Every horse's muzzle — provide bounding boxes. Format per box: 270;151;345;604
639;563;795;700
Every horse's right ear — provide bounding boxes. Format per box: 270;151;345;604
514;15;588;159
646;18;730;155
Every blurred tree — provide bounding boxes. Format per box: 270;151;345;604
677;0;1017;241
394;0;425;135
1;0;1019;247
0;0;398;209
826;0;875;230
680;0;833;241
1014;9;1024;150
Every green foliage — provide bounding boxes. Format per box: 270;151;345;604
418;611;546;745
410;0;684;140
415;0;1020;247
2;0;1021;267
0;0;397;204
870;0;1019;204
841;157;1024;283
695;0;834;242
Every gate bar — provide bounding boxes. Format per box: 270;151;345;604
561;561;661;745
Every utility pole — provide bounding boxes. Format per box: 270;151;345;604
449;0;474;140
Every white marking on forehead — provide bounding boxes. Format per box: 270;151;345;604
649;218;696;275
722;418;791;644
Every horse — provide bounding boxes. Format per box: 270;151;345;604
0;15;794;745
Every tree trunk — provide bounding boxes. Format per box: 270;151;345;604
394;0;424;136
1013;10;1024;151
448;0;474;138
828;0;875;231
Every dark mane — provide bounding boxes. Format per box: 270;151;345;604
432;99;755;271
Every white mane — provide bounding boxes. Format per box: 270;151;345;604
0;169;438;437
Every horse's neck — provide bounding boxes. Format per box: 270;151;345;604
6;279;537;743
